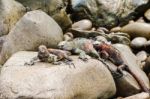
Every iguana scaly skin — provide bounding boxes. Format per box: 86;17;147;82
58;38;122;78
58;38;100;61
47;48;72;61
94;42;150;93
25;45;72;65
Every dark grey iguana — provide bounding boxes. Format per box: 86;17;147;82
58;38;100;61
58;38;127;79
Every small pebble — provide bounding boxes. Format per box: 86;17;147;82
136;17;145;23
110;26;121;32
72;19;92;30
136;51;147;62
131;37;147;49
95;36;107;42
97;27;109;34
63;32;74;41
144;9;150;21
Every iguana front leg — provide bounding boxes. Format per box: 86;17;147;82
24;56;40;66
47;54;62;65
99;50;124;78
73;48;90;61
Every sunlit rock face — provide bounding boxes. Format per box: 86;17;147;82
0;51;116;99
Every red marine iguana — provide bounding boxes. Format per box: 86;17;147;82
94;42;150;93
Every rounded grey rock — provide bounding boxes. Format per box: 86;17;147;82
131;37;147;49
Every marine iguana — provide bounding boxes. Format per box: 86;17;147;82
58;38;122;78
25;45;73;66
94;42;150;93
58;38;100;61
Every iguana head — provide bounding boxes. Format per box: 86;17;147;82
58;41;73;51
38;45;49;61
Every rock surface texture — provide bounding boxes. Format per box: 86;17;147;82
71;0;149;28
0;10;63;65
15;0;72;31
0;0;25;36
0;51;116;99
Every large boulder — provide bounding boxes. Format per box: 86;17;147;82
15;0;72;31
0;10;63;65
0;51;116;99
70;0;149;28
0;0;25;36
113;44;150;97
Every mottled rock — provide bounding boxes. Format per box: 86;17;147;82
15;0;72;31
107;33;131;45
131;37;147;49
0;10;63;65
0;51;116;99
95;36;107;42
71;0;148;28
96;27;109;34
145;9;150;21
0;0;25;36
72;19;92;30
69;28;104;38
120;22;150;39
113;44;150;97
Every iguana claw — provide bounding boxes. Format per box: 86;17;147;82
24;61;35;66
64;60;76;68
